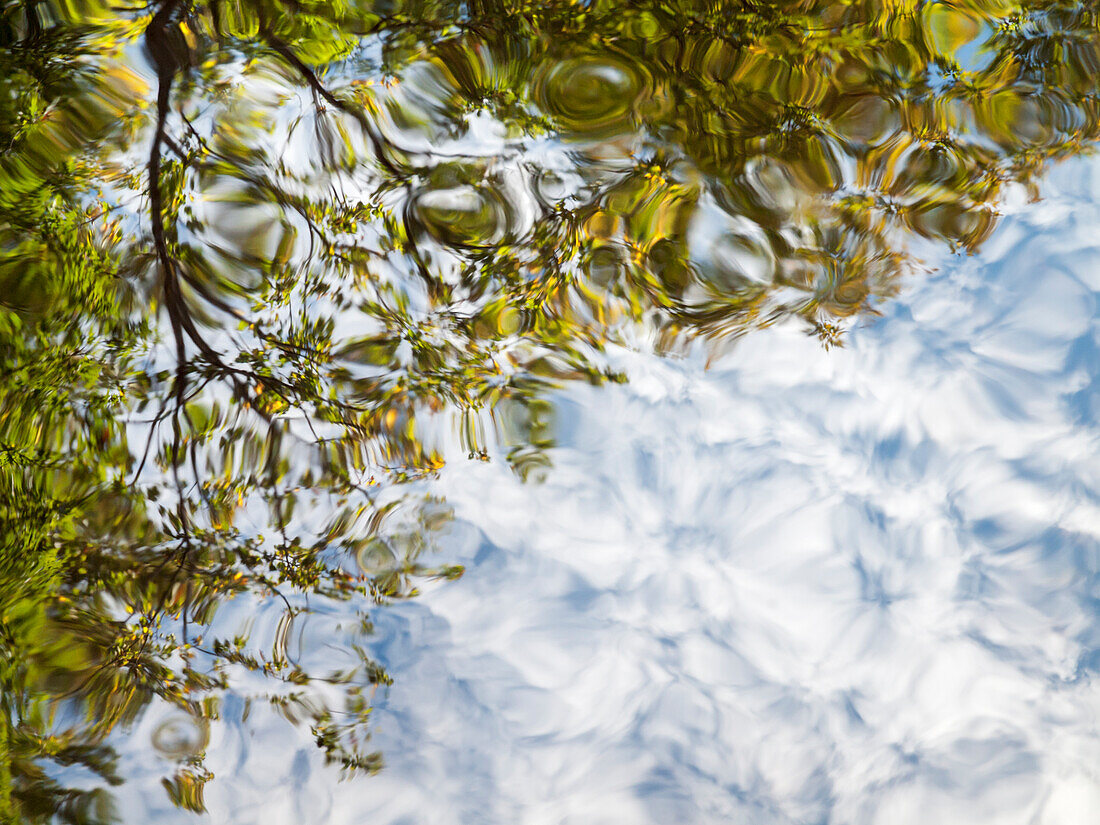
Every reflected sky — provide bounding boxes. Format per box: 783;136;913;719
88;153;1100;825
363;160;1100;824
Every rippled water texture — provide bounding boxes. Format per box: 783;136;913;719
107;159;1100;825
3;1;1100;823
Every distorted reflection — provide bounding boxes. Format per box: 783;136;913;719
2;0;1099;820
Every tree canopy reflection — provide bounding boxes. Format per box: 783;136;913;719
2;0;1099;819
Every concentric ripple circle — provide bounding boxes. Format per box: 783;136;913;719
533;54;646;135
410;183;511;248
151;714;209;760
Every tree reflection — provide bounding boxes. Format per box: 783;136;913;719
2;0;1099;819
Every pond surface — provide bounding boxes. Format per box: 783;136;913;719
2;2;1100;823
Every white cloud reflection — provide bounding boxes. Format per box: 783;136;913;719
115;158;1100;825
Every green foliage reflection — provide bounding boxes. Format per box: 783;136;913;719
2;0;1100;819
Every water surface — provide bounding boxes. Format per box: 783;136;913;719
2;1;1099;823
